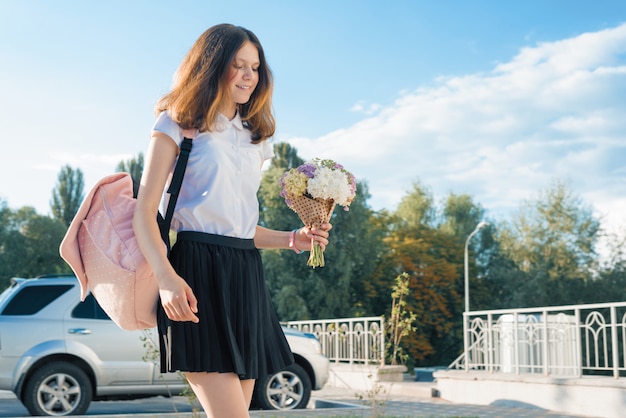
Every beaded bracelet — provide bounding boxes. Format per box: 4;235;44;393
289;229;303;254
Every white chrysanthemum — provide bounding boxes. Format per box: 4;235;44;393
307;166;352;205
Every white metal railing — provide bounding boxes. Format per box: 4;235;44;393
285;316;385;365
449;301;626;378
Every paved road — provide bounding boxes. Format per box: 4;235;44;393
266;384;596;418
0;382;596;417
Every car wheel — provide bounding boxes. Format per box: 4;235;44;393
254;363;312;410
22;361;93;416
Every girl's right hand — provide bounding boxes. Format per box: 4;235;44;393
158;274;199;323
134;132;199;323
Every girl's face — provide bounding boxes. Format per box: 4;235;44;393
224;41;260;117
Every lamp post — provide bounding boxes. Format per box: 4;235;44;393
464;221;488;314
463;221;488;372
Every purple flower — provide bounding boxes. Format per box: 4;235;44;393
297;163;317;178
349;174;357;194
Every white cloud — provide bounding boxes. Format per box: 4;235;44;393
284;24;626;235
350;101;382;115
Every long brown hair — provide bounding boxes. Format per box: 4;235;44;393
156;24;275;142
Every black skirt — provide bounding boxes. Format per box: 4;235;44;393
157;231;294;380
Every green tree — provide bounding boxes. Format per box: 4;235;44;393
50;165;84;227
116;153;144;184
437;193;491;362
598;227;626;272
475;232;528;310
14;207;69;277
589;266;626;303
371;222;461;366
395;180;436;228
0;204;68;289
496;180;601;306
440;193;485;240
269;142;304;171
572;227;626;304
366;184;471;366
438;193;489;309
0;199;17;288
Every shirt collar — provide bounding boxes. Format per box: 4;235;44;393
217;112;244;131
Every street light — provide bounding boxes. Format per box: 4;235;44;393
464;221;488;313
463;221;488;372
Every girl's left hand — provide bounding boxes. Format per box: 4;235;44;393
295;222;332;252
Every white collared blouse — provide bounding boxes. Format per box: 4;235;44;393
153;111;274;239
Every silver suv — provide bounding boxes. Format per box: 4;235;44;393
0;275;329;416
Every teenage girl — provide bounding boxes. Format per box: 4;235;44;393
133;24;332;417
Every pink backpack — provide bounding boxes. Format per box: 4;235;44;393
59;136;193;330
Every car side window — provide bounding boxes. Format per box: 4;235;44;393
1;285;72;315
71;293;111;320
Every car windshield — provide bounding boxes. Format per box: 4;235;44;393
0;279;21;308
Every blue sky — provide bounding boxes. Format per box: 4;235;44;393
1;0;626;243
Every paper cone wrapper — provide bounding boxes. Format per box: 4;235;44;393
290;196;335;228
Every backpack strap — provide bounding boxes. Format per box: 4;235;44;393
158;132;195;246
163;136;193;227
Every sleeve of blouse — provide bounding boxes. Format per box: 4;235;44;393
262;139;274;161
152;111;183;147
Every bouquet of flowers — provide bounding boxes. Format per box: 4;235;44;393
280;158;356;268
